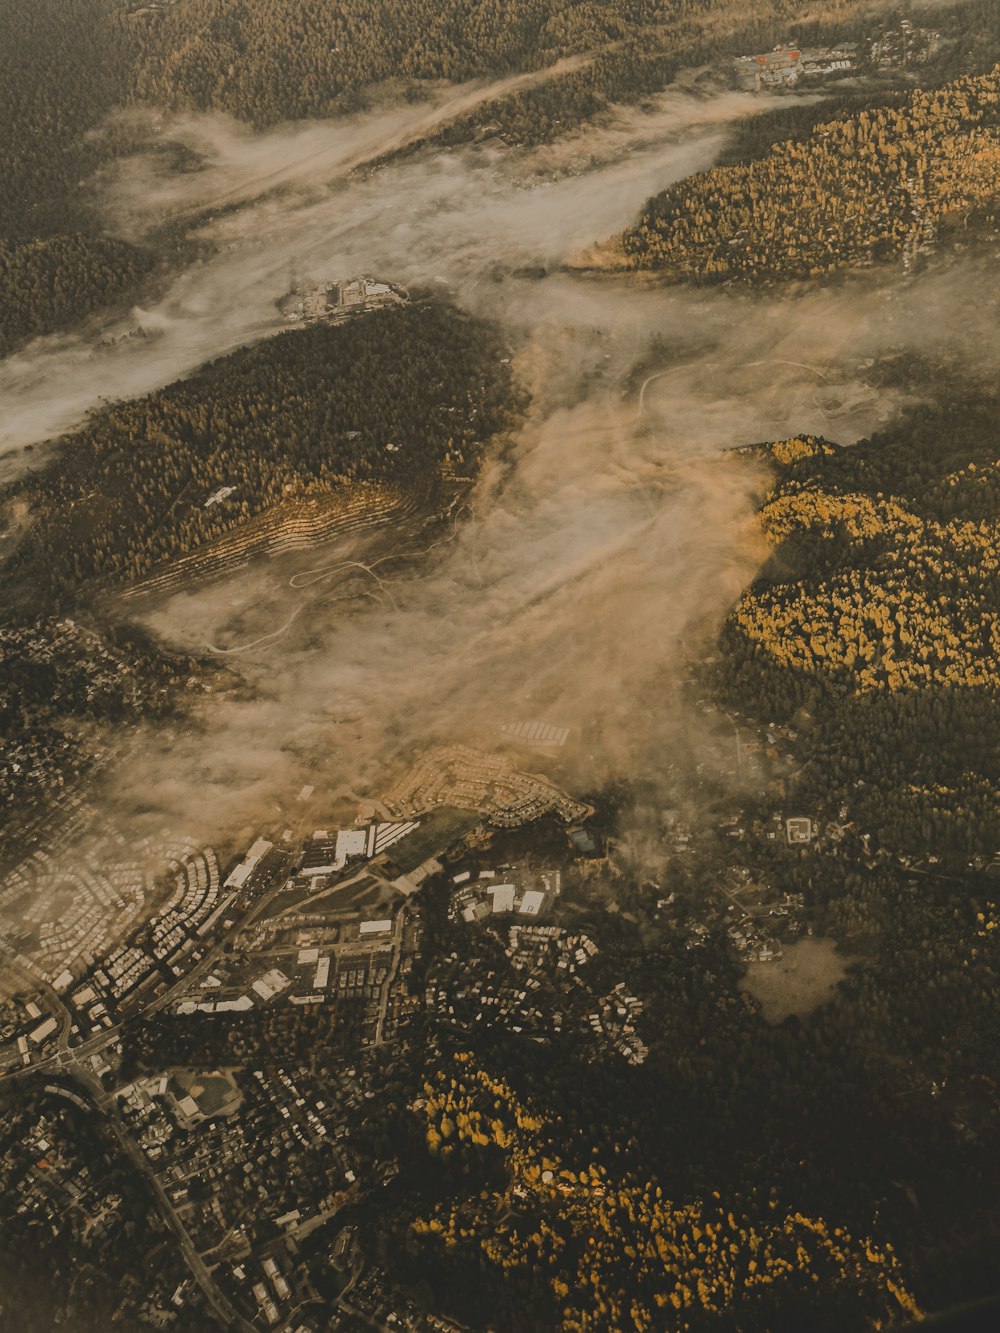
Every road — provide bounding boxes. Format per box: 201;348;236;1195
102;1086;251;1330
374;908;406;1047
1;821;442;1326
0;865;301;1326
18;1034;252;1331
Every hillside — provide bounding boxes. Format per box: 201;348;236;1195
3;0;1000;351
2;303;520;607
717;386;1000;854
0;1;157;354
619;66;1000;280
403;1053;919;1330
120;0;870;128
320;384;1000;1330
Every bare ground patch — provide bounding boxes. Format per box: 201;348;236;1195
742;936;849;1023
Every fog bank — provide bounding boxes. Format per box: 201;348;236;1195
3;69;996;858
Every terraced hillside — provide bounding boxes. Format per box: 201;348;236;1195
2;303;519;609
121;485;419;599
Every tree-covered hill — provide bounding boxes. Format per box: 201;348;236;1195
4;0;1000;352
118;0;861;128
2;303;520;607
0;235;156;360
403;1051;920;1330
0;1;157;354
619;66;1000;281
716;387;1000;854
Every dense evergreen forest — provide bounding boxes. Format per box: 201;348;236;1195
316;0;1000;161
3;304;519;606
717;385;1000;854
0;1;127;239
0;1;157;353
620;65;1000;280
0;236;156;359
5;7;1000;1330
119;0;866;127
4;0;1000;351
0;300;518;845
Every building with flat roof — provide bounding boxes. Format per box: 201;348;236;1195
225;837;273;889
359;919;392;936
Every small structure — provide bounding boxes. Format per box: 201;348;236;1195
785;816;814;845
500;720;571;749
359;919;392;937
279;275;407;325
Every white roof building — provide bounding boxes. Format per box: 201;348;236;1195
30;1017;59;1044
334;828;369;869
489;884;516;914
518;889;545;915
359;919;392;936
225;838;273;889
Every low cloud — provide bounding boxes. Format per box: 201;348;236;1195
2;71;996;862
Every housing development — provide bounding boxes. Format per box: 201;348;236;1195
4;0;1000;1328
0;695;882;1328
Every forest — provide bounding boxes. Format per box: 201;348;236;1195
3;0;1000;353
0;1;158;353
715;381;1000;854
296;372;1000;1329
620;65;1000;280
119;0;873;129
4;6;1000;1329
2;303;520;606
0;235;155;359
0;298;519;851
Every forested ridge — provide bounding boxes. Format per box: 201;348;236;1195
118;0;883;164
4;0;1000;351
0;236;156;360
4;8;1000;1329
0;1;158;354
336;0;1000;163
717;386;1000;855
120;0;866;127
324;384;1000;1329
2;303;519;606
620;65;1000;280
406;1053;919;1329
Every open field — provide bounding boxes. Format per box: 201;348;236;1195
387;807;480;874
742;936;849;1023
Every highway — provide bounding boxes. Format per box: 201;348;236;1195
1;826;429;1328
0;862;299;1328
